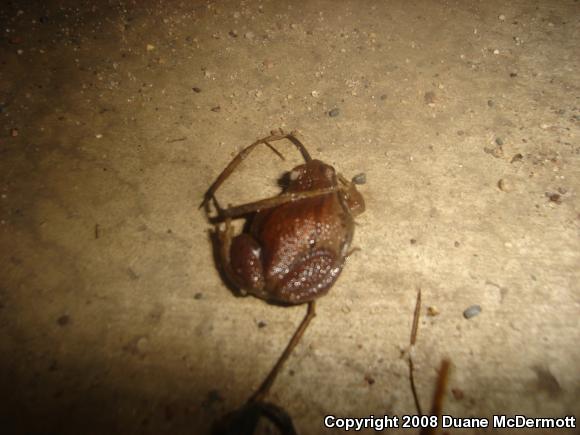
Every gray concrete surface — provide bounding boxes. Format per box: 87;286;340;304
1;0;578;434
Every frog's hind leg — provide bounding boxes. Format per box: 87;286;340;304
200;131;313;210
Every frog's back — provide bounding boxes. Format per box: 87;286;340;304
251;160;354;299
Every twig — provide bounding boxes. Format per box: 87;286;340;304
408;288;423;416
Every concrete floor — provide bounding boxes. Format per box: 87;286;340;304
1;0;578;434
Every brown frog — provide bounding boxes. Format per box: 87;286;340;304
201;131;365;305
201;129;365;406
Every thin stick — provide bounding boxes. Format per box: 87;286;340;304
200;132;312;210
249;301;316;403
408;288;423;416
420;359;451;435
216;187;338;220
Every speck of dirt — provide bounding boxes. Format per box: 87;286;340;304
257;320;267;328
487;99;495;107
546;192;562;204
201;389;224;409
211;106;221;112
495;137;504;146
532;366;562;397
57;314;71;326
194;292;203;300
484;144;504;158
364;374;376;386
452;388;465;400
410;238;417;245
424;91;436;105
380;94;387;100
454;241;460;247
192;87;202;93
510;153;523;163
328;108;340;117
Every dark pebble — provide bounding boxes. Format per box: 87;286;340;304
57;314;71;326
487;99;495;107
192;87;202;93
328;108;340;117
495;137;504;146
257;320;267;328
380;94;387;100
352;173;366;184
463;305;482;319
194;292;203;300
211;106;221;112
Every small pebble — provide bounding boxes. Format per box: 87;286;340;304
424;91;436;105
380;94;387;100
463;305;482;319
244;31;255;40
194;292;203;300
10;128;19;137
257;320;267;328
228;30;238;38
487;99;495;108
352;173;366;184
146;44;155;51
495;137;504;146
427;306;440;317
498;14;506;21
328;108;340;117
497;178;512;192
192;87;202;93
211;106;221;112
